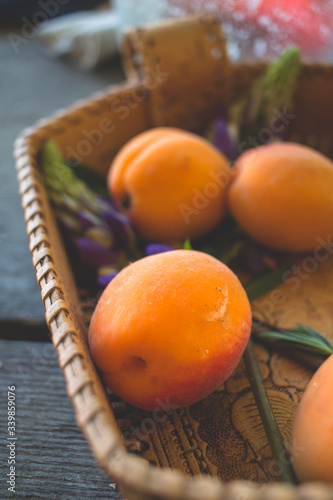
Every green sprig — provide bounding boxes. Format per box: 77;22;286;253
245;260;292;302
183;239;193;250
41;141;100;215
252;321;333;358
232;46;301;148
243;340;298;484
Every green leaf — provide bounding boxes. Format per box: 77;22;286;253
289;324;333;349
197;216;240;261
40;139;65;165
245;260;292;301
232;46;301;149
183;239;193;250
253;322;333;357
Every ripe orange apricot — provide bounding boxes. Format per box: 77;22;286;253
88;250;251;410
227;142;333;252
290;354;333;483
107;127;231;243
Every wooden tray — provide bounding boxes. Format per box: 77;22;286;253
15;13;333;500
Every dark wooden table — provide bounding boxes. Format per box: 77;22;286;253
0;339;123;499
0;24;124;499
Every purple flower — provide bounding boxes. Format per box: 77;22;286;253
101;209;132;247
78;238;118;267
97;196;118;211
97;271;119;288
57;211;82;233
145;244;174;256
78;210;100;229
212;118;237;160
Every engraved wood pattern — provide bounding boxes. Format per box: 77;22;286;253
115;257;333;484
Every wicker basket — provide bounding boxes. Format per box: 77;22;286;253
15;13;333;500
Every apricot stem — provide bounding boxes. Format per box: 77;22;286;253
243;338;298;485
120;192;131;210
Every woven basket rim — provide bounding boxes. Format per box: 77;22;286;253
15;68;333;500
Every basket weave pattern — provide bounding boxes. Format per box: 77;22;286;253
15;14;333;500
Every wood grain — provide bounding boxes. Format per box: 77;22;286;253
0;339;122;499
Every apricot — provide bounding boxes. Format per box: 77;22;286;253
88;249;251;410
107;127;231;243
227;142;333;252
290;354;333;483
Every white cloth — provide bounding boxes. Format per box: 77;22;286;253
37;10;120;70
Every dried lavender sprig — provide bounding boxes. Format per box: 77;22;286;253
97;271;119;288
212;118;238;160
101;209;134;251
41;141;120;219
42;154;97;213
232;46;301;148
40;140;143;269
77;238;119;267
145;243;175;256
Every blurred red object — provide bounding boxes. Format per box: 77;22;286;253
169;0;333;61
232;0;333;54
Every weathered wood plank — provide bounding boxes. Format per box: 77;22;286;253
0;339;123;499
0;30;124;322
